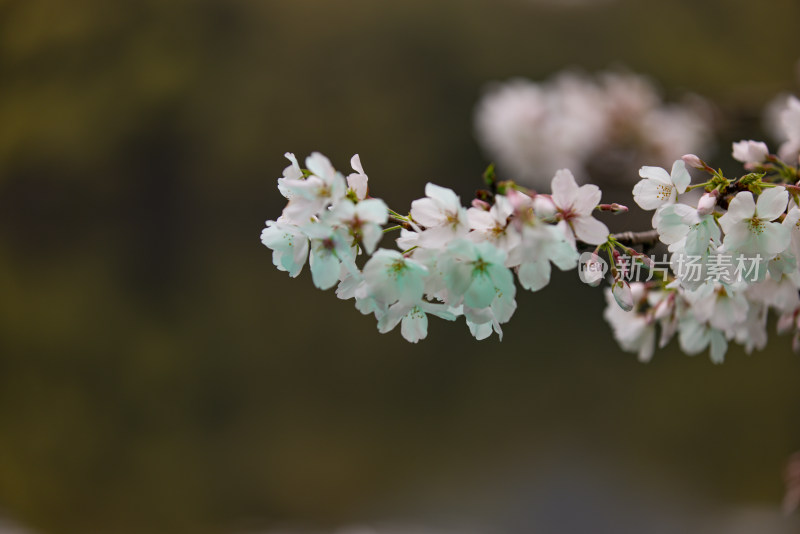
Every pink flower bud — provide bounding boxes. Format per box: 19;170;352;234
637;253;654;269
611;203;629;214
597;203;629;214
579;252;606;287
505;188;532;210
696;191;718;216
471;198;491;211
682;154;706;170
532;195;556;219
612;278;634;312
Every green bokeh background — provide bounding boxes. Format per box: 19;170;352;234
1;0;799;532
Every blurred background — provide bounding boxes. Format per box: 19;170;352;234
1;0;800;532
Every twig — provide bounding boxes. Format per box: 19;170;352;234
611;230;660;246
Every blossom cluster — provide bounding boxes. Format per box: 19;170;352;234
474;70;713;187
262;95;800;362
262;152;612;343
604;131;800;363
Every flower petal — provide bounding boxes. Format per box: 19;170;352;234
464;272;496;308
573;184;602;215
670;159;691;194
638;165;672;185
633;178;674;211
757;222;790;255
410;197;444;226
309;247;340;290
722;192;756;224
350;154;365;175
305;152;335;181
755;186;789;221
550;169;580;209
517;260;551;292
356;198;389;224
571;215;609;245
424;183;460;210
401;308;428;343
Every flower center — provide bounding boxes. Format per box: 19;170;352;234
388;259;407;280
656;183;673;201
748;216;765;235
472;257;489;275
490;225;506;238
446;212;460;228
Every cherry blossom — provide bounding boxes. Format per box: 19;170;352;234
261;144;800;363
410;183;469;247
732;140;769;166
718;187;789;258
550;169;609;245
632;159;691;211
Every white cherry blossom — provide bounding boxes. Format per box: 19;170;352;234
678;314;728;364
263;147;800;358
718;187;789;258
260;219;309;277
303;223;357;290
281;152;347;223
277;152;303;199
377;301;457;343
652;198;720;256
632;159;691;211
363;249;428;307
732;140;769;166
347;154;369;200
603;284;655;362
550;169;609;245
467;195;520;251
327;198;389;254
441;239;515;311
777;96;800;163
410;183;469;247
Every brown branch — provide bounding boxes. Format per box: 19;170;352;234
611;230;660;246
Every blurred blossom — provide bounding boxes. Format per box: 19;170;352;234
474;70;714;188
260;527;475;534
785;452;800;515
763;93;800;164
0;518;35;534
509;0;616;6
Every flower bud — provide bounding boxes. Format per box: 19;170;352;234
579;252;606;287
471;198;491;211
612;278;634;312
532;195;556;219
696;190;718;216
636;253;654;269
597;203;629;214
682;154;706;170
612;249;629;280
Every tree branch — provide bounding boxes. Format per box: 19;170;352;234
611;230;660;246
